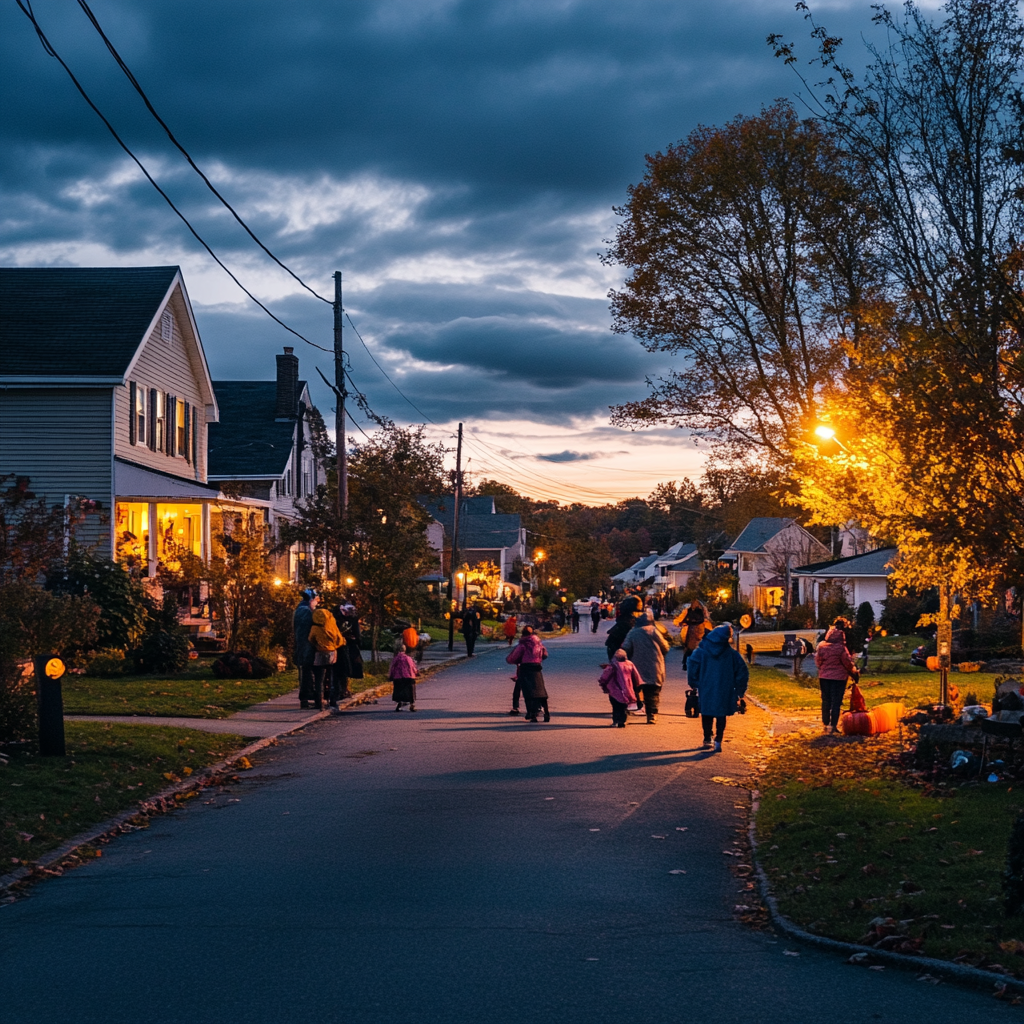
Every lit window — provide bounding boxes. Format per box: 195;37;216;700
176;402;186;455
134;386;146;445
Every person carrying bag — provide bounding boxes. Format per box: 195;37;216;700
309;607;344;711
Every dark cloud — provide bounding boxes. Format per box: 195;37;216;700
536;451;596;463
0;0;875;451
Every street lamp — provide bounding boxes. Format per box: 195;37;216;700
813;424;836;441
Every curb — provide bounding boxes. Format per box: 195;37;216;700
0;668;434;897
746;790;1024;995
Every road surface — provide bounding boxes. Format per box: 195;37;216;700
0;629;999;1022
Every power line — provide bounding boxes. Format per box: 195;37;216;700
74;0;331;307
15;0;332;355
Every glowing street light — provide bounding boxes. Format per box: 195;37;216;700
813;424;836;441
345;576;355;586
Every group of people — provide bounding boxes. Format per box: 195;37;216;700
293;589;364;711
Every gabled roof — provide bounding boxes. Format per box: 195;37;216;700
207;381;305;478
665;548;702;571
791;547;896;578
416;495;523;552
728;517;804;553
0;266;179;377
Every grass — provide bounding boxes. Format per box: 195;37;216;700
1;722;246;866
746;665;1002;715
755;729;1024;971
63;668;301;718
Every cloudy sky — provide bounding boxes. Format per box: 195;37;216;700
1;0;880;503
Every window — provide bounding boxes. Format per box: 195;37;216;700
161;311;173;341
134;385;146;445
176;401;186;456
154;392;165;452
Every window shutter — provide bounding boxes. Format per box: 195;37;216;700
129;382;137;445
183;401;191;463
191;407;198;467
148;388;157;451
167;396;177;455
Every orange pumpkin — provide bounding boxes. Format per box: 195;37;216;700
840;702;905;736
926;655;940;672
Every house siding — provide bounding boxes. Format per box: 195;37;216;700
0;387;114;554
114;285;209;483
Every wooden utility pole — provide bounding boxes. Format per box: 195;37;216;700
333;271;348;519
937;583;952;707
447;422;463;652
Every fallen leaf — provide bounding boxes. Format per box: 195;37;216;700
676;827;688;831
668;869;687;875
784;950;800;957
589;828;600;832
651;835;667;839
869;965;886;972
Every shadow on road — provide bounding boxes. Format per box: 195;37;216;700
429;748;711;782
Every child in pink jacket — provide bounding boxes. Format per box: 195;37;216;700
598;649;641;727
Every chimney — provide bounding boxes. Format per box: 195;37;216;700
275;346;299;419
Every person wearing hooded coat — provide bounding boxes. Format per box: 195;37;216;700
506;626;549;722
814;625;858;734
621;609;671;724
687;623;749;751
675;599;709;671
293;589;318;709
598;649;642;727
604;595;643;660
308;606;344;711
332;603;365;701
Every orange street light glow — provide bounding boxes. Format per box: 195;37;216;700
814;424;836;441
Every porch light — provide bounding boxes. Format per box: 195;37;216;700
345;577;355;586
273;578;283;587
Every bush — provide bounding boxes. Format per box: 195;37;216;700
0;664;35;745
212;650;275;679
86;648;128;677
711;599;753;624
47;551;148;652
774;602;816;630
363;628;395;652
132;593;190;674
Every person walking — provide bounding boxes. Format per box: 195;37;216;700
503;614;518;647
402;624;423;664
815;626;858;734
622;609;671;724
293;589;318;709
461;604;482;656
571;606;581;633
308;605;344;711
598;649;641;727
687;623;749;752
333;603;364;703
605;595;643;660
506;625;549;722
676;599;709;671
389;643;419;711
590;601;601;634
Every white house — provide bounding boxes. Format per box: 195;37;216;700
793;547;896;622
722;517;831;611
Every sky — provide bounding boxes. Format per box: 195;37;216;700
0;0;884;504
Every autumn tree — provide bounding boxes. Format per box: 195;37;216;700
606;99;872;466
775;1;1024;600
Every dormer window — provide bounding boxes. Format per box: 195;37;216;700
161;311;173;341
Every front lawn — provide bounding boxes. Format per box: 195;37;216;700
755;729;1024;972
747;666;1000;715
63;669;301;718
1;722;246;866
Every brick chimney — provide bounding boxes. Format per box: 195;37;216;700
275;346;299;419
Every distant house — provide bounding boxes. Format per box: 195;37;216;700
611;551;661;587
655;543;702;591
418;495;527;591
0;266;223;573
792;547;896;622
722;517;831;611
207;346;322;580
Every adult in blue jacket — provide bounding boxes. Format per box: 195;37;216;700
687;623;749;752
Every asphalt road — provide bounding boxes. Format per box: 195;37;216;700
0;630;1003;1023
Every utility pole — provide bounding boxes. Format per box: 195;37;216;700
333;271;348;519
447;422;463;652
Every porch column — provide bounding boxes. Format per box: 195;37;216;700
201;502;211;563
147;502;158;577
813;579;819;622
